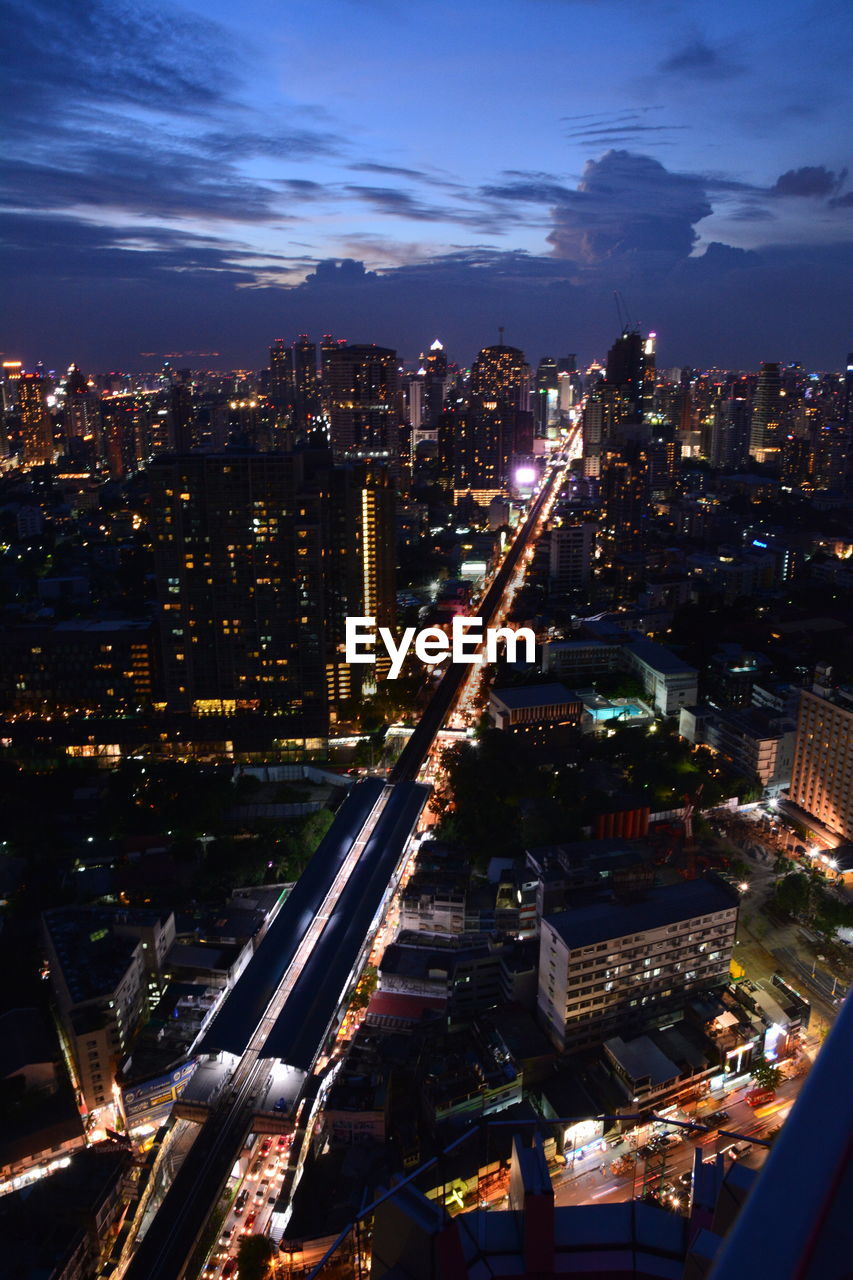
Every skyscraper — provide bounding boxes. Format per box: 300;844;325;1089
789;687;853;842
465;342;530;497
423;338;448;424
534;357;559;435
750;361;783;464
326;344;400;462
18;371;54;466
605;329;645;419
269;338;293;414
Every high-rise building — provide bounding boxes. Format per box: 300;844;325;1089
464;343;531;496
18;371;54;466
293;334;318;432
1;360;22;414
789;686;853;841
321;460;397;703
710;386;752;470
605;329;645;419
269;338;293;413
534;357;559;435
600;434;650;553
581;381;619;479
424;338;448;424
326;344;400;462
537;878;739;1052
750;361;783;464
148;452;328;732
844;352;853;428
169;383;195;452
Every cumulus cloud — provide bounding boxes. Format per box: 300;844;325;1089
771;166;847;198
546;150;712;263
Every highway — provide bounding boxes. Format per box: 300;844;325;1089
390;454;566;782
124;454;568;1279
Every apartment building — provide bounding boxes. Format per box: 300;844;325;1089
537;879;739;1052
789;686;853;841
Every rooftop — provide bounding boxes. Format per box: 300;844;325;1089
490;682;582;711
627;638;697;676
544;877;738;951
605;1033;678;1088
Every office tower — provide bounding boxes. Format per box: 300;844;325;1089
326;344;400;462
710;386;752;469
407;370;424;429
169;383;195;452
436;407;461;490
548;521;595;593
534;357;559;435
605;328;645;418
789;687;853;841
148;452;328;733
18;371;54;466
269;338;293;413
749;361;782;464
537;878;739;1052
844;352;853;428
101;397;148;480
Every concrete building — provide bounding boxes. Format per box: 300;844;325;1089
788;686;853;841
548;521;595;593
488;683;584;745
42;908;174;1115
679;705;796;791
542;636;698;718
537;879;739;1052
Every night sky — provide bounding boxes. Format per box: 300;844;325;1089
3;0;852;370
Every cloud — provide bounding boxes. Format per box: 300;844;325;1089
546;150;712;263
343;185;506;231
771;165;847;198
658;38;743;80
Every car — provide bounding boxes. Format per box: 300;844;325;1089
233;1189;249;1214
255;1179;270;1202
249;1156;264;1178
241;1211;257;1235
677;1170;693;1189
259;1137;272;1156
221;1261;238;1279
276;1135;289;1151
265;1160;277;1177
268;1195;278;1206
722;1142;750;1160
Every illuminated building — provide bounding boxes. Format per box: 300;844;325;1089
581;381;619;478
0;619;154;716
18;371;54;466
269;337;293;413
1;359;22;414
293;334;318;432
424;337;448;423
538;877;739;1052
548;520;595;592
600;436;650;553
605;328;645;418
326;343;400;461
534;356;559;435
322;460;396;702
149;452;328;730
749;361;782;464
465;342;531;492
789;686;853;841
62;364;99;460
710;386;752;470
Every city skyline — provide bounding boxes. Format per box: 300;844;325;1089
3;0;853;370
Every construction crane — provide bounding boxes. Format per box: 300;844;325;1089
681;785;704;879
614;291;638;335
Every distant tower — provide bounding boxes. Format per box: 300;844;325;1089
465;343;531;494
269;338;293;413
844;352;853;429
605;329;644;419
424;339;448;424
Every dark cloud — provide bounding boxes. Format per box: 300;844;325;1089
728;205;776;222
343;185;506;231
479;180;572;203
0;0;242;119
829;191;853;208
771;166;847;198
348;162;433;180
546;150;712;263
658;38;743;80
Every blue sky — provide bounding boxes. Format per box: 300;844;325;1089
2;0;852;368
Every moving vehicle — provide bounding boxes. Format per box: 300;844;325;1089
745;1087;776;1107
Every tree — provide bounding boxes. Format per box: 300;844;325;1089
236;1234;275;1280
772;872;812;919
750;1054;783;1091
